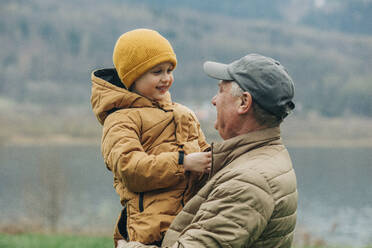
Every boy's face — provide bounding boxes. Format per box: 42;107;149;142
131;62;174;101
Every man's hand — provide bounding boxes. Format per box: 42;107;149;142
183;151;211;173
117;239;158;248
117;240;128;248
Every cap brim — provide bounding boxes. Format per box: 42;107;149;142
203;61;233;81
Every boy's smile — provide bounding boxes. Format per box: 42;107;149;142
131;62;174;101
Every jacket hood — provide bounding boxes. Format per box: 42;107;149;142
91;68;172;125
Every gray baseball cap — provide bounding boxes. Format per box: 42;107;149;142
203;53;295;119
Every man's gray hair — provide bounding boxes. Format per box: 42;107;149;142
230;81;244;97
229;81;282;127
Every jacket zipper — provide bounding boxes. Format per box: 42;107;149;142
208;143;214;180
178;145;188;207
139;192;144;212
180;172;190;207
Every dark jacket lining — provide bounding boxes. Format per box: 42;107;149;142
94;68;126;89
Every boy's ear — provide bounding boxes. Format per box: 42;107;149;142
237;92;252;115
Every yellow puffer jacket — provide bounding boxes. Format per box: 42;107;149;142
90;68;210;244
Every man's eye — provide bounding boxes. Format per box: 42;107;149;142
152;70;161;74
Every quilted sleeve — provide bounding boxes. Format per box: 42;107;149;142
102;111;185;193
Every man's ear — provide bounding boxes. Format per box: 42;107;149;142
237;92;252;115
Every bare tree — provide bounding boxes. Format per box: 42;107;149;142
38;148;66;232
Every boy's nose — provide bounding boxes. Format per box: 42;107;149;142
161;73;171;82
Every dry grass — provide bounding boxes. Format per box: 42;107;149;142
282;113;372;147
2;107;372;147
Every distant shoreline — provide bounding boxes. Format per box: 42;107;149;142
2;115;372;148
284;138;372;148
2;134;372;148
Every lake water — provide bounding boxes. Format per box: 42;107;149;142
0;145;371;245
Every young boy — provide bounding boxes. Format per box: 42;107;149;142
90;29;211;246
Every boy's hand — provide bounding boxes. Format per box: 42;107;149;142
183;152;212;173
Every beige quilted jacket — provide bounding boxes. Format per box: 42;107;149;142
125;127;297;248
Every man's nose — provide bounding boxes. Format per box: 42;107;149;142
211;95;217;106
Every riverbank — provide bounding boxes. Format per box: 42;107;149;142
281;114;372;147
1;114;372;147
0;233;113;248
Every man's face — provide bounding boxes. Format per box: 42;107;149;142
211;81;241;140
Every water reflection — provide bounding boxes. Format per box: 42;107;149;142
289;147;372;245
0;146;371;244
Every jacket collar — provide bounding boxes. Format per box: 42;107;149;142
209;127;282;179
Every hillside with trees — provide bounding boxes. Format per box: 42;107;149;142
131;0;372;35
0;0;371;144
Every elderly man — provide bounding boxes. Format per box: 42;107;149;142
121;53;297;248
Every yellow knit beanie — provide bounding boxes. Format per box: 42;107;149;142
113;29;177;89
